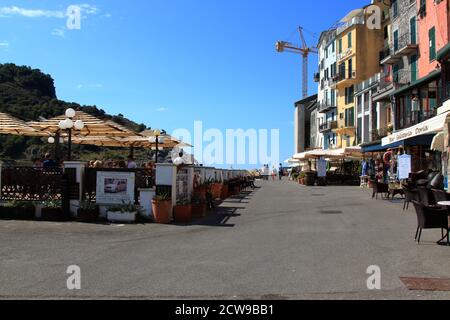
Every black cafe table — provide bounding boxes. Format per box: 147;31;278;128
436;201;450;246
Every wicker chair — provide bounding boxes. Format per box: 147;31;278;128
432;189;450;204
402;185;419;211
370;179;389;199
412;201;449;245
417;186;438;206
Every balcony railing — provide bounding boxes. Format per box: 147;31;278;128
378;70;410;91
370;128;390;141
314;72;320;82
318;102;336;114
381;33;418;64
319;120;338;133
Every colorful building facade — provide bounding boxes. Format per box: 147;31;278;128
334;4;386;148
316;29;338;150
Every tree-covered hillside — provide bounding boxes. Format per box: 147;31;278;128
0;63;149;160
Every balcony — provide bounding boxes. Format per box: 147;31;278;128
381;33;418;65
314;72;320;83
335;70;358;87
378;70;410;91
318;102;336;114
319;120;338;133
370;128;390;141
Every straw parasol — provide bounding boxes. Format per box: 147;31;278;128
0;112;49;137
28;111;139;137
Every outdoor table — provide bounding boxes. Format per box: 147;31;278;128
436;201;450;246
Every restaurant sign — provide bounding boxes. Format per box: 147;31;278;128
381;112;450;146
96;171;135;205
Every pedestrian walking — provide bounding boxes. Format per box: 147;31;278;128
279;163;283;180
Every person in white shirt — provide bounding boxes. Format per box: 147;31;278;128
127;155;137;169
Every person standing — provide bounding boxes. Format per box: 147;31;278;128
42;153;57;169
127;155;137;169
278;163;283;180
271;166;277;181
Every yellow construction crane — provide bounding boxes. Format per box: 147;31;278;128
276;26;318;98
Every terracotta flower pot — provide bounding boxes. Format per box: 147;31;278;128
152;200;172;224
174;204;192;223
210;183;222;199
221;185;229;199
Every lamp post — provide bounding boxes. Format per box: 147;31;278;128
149;129;165;163
58;108;85;161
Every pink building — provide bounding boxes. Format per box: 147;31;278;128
417;0;450;78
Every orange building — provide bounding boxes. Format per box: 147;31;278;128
417;0;450;78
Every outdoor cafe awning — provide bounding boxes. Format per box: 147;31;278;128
0;112;49;137
293;147;363;160
28;111;139;137
381;111;450;146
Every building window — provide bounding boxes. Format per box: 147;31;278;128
348;32;352;48
393;30;399;52
348;58;353;78
345;107;355;127
429;27;436;61
332;41;335;53
345;86;354;104
338;38;342;54
392;0;398;18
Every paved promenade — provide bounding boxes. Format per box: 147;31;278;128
0;180;449;299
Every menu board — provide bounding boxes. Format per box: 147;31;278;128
317;158;327;178
397;154;412;180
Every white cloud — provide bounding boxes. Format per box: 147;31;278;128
156;107;167;112
0;6;65;18
0;4;100;19
51;28;65;37
0;41;9;47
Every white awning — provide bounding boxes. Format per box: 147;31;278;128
431;132;445;152
382;112;450;146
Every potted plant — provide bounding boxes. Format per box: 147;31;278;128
191;193;207;218
152;193;172;224
174;199;192;223
107;201;141;223
0;201;35;220
77;201;99;223
298;172;306;185
41;200;64;221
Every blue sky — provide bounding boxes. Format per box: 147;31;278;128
0;0;367;168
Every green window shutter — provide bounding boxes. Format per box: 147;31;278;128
348;32;352;48
339;39;342;53
393;30;399;52
429;27;436;61
410;55;417;82
410;17;416;44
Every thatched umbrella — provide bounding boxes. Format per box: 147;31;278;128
0;112;49;137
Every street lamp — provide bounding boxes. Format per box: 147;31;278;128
58;108;84;161
148;129;165;163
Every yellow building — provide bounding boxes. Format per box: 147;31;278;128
332;5;386;148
